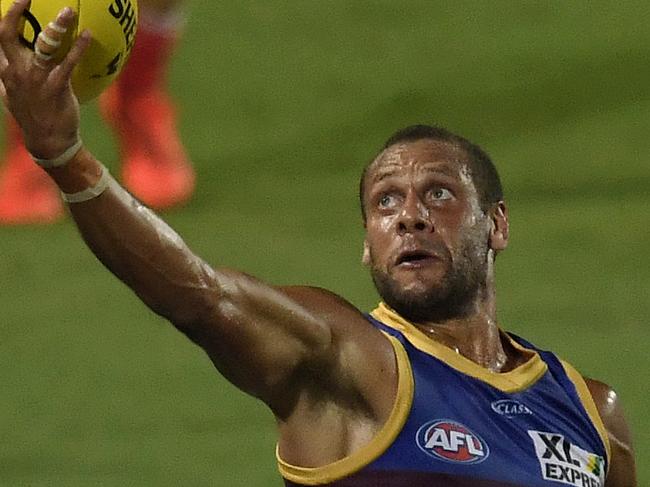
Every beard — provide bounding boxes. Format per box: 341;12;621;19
370;237;488;323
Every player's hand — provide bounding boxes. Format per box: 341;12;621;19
0;0;91;159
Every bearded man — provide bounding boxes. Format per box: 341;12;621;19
0;2;636;485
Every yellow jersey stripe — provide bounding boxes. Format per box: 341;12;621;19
371;303;547;393
560;359;612;468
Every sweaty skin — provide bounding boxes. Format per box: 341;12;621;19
0;2;636;484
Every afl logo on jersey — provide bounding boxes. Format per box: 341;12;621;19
416;420;489;464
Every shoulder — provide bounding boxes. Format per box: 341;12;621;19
280;285;388;345
584;378;637;487
278;285;396;389
275;287;400;451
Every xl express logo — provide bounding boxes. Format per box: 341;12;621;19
416;420;489;464
528;431;605;487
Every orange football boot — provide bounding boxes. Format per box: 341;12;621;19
99;22;194;210
100;86;194;209
0;117;63;224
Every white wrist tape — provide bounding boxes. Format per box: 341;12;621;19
61;164;110;204
38;31;62;48
31;139;83;169
48;22;67;34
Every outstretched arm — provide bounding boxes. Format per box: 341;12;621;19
0;1;386;417
585;379;637;487
52;150;335;406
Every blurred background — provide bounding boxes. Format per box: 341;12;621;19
1;1;647;484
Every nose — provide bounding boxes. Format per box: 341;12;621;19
397;192;433;235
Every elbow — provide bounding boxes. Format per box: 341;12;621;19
138;265;228;336
165;286;224;335
161;269;248;340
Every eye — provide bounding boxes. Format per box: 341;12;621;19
428;187;453;201
378;193;398;209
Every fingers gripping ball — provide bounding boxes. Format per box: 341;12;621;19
0;0;138;102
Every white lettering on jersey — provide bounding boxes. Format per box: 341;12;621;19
528;430;605;487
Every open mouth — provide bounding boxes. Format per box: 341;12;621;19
396;250;437;266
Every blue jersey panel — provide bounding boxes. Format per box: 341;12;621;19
360;314;607;486
281;307;608;487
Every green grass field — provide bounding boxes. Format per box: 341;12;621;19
1;1;648;485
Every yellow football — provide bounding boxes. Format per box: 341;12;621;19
0;0;138;102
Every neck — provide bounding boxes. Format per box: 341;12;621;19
414;280;508;371
411;260;527;372
415;313;507;372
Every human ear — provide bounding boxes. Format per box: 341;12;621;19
362;240;371;266
489;201;509;252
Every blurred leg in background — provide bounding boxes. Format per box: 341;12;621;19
101;0;194;210
0;0;194;224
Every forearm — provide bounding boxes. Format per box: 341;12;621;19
0;1;336;407
48;148;218;328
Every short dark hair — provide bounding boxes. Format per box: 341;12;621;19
359;124;503;222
